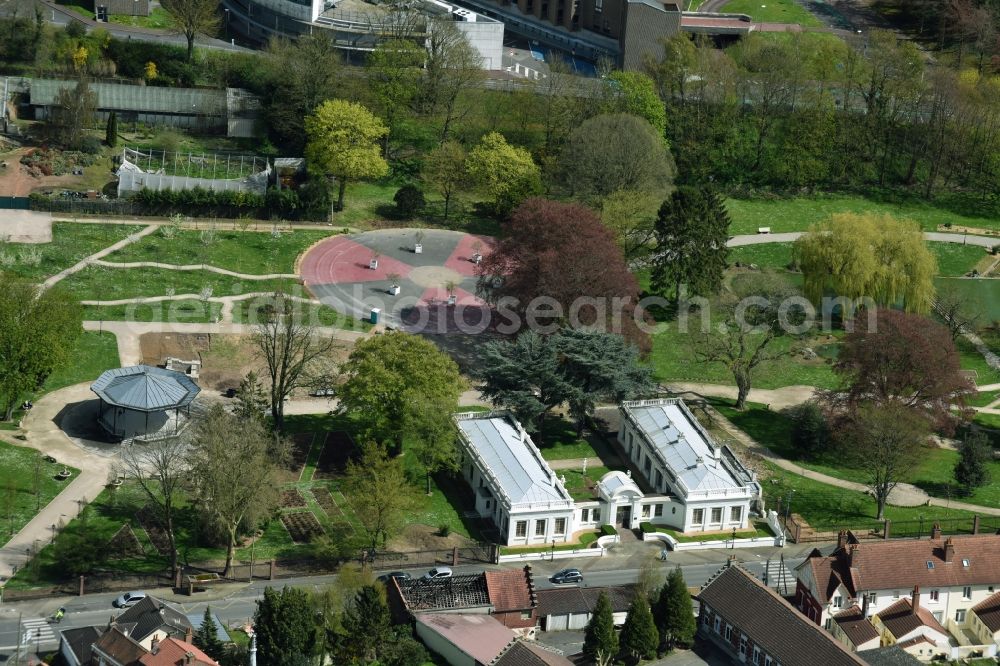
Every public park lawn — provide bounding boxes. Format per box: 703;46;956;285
763;463;981;532
956;334;1000;385
725;195;1000;235
41;331;120;393
648;322;840;389
82;301;223;324
57;265;300;302
106;228;335;274
1;223;146;282
930;244;990;277
0;440;80;542
967;390;1000;407
719;0;822;26
728;244;794;270
711;399;1000;509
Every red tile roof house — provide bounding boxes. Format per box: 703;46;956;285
868;589;952;661
697;563;867;666
794;529;1000;647
387;566;539;637
832;606;881;652
969;589;1000;647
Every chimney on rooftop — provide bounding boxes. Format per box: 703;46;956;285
848;543;859;567
931;523;942;540
185;625;193;644
911;586;921;615
184;652;195;664
150;636;160;655
944;537;955;563
837;530;848;551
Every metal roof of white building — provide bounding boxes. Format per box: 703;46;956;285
455;413;573;509
91;365;200;412
623;399;746;495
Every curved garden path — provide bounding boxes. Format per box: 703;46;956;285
90;259;298;280
41;225;159;290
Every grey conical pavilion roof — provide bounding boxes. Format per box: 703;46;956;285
91;365;200;412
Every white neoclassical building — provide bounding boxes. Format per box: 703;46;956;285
454;399;762;547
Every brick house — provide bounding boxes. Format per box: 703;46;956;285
795;530;1000;638
697;563;866;666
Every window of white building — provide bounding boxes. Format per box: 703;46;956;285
956;609;967;623
730;506;742;523
963;586;972;600
642;505;651;518
930;589;940;602
515;521;527;537
554;518;566;535
693;509;704;525
581;508;589;522
654;504;663;517
535;520;546;536
711;507;723;524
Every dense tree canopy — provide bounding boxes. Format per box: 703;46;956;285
558;114;674;202
305;99;389;211
476;198;646;348
832;308;974;430
344;443;418;549
794;213;937;314
651;186;731;307
337;331;465;455
254;587;317;666
604;71;667;136
584;591;619;666
465;132;542;217
478;328;652;430
0;279;82;420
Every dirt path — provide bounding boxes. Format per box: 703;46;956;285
91;259;298;281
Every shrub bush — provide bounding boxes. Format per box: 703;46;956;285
437;524;451;537
579;531;599;545
393;184;426;219
639;522;656;534
600;524;618;536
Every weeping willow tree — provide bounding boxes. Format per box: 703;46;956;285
793;213;937;314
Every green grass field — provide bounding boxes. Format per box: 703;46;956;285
719;0;822;26
648;322;840;389
725;196;1000;235
728;242;984;277
58;265;300;302
106;228;335;274
231;297;373;331
714;400;1000;509
1;223;146;282
42;331;120;392
532;416;603;460
0;441;80;542
82;301;223;323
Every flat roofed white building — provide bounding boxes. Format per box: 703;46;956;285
618;399;761;533
455;412;576;547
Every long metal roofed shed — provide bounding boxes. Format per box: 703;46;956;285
27;79;259;137
455;412;573;509
91;365;200;442
621;399;758;496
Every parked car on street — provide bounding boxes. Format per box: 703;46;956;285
422;567;453;580
113;591;147;608
550;568;584;584
378;571;412;584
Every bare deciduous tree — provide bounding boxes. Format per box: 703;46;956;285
936;283;981;340
119;437;189;576
160;0;220;62
251;292;338;432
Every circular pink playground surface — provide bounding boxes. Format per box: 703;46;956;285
299;228;495;331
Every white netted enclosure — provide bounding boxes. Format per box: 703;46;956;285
116;147;271;197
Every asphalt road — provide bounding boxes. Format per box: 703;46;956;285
0;552;810;656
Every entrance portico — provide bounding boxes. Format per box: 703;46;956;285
597;470;644;531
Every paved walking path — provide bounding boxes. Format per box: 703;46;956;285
91;259;298;281
0;384;116;582
727;231;999;249
41;225;158;291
